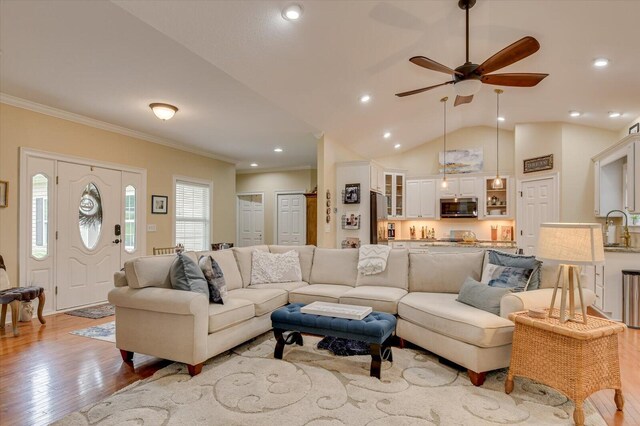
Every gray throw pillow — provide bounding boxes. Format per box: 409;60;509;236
456;277;511;315
488;250;542;290
170;253;209;299
199;255;228;304
481;263;533;292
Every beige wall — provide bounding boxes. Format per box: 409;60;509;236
514;122;563;181
236;169;317;244
374;126;515;177
316;136;364;248
0;103;237;285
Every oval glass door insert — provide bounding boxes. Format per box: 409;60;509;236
79;182;102;249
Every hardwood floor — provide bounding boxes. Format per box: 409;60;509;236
1;312;638;425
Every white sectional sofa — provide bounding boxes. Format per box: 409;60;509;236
109;245;595;384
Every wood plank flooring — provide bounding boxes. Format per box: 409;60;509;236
1;312;638;425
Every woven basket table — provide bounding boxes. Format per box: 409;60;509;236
506;309;626;425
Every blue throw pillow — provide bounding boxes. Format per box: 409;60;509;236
170;252;209;299
488;250;542;290
482;263;533;292
456;277;511;315
199;255;228;304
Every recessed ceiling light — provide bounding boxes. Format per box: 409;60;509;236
149;103;178;120
282;4;302;21
250;163;258;167
497;116;505;122
383;132;391;139
274;147;283;153
608;111;621;118
359;94;371;103
569;110;581;117
394;143;401;149
593;58;609;68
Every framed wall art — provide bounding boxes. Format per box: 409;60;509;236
151;195;168;214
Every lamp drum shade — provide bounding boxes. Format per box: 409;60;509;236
536;223;605;265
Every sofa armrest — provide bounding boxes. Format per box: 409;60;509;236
113;271;128;288
108;286;208;317
500;288;596;319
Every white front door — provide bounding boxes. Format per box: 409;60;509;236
277;193;305;245
237;194;264;247
519;177;558;255
56;162;122;309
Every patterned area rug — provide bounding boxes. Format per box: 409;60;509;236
65;303;115;319
70;321;115;343
55;334;605;425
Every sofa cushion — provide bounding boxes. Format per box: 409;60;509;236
269;245;315;283
487;250;542;290
398;292;514;348
227;288;288;316
248;281;308;292
250;250;302;284
457;277;511;315
340;286;408;314
409;251;484;293
199;255;228;304
124;252;197;289
356;249;408;290
481;264;533;293
288;284;353;305
197;250;243;291
233;245;269;287
208;298;255;333
309;248;358;286
169;253;209;299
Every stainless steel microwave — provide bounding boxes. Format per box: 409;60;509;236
440;197;478;218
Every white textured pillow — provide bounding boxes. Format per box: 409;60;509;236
250;250;302;284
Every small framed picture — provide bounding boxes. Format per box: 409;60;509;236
501;225;513;241
344;183;360;204
0;181;7;208
151;195;168;214
630;123;639;135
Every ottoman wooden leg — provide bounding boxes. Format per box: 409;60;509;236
37;291;46;324
9;300;20;336
614;389;624;411
573;400;585;426
370;343;382;379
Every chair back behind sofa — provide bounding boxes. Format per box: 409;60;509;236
409;251;485;293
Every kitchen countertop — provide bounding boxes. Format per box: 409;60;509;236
381;239;517;248
603;246;640;254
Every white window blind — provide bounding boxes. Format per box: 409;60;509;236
175;179;211;251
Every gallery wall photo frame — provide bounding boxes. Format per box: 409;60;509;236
151;195;168;214
343;183;361;204
0;181;7;208
629;123;639;135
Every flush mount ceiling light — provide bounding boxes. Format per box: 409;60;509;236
359;94;371;103
394;143;401;149
383;132;391;139
497;116;505;122
274;147;283;153
608;111;621;118
569;110;582;117
593;58;609;68
149;103;178;120
492;89;504;190
282;4;302;21
250;163;258;167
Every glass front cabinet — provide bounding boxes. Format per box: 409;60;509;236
384;172;405;218
481;176;514;219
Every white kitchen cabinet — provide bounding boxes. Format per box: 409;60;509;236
625;142;635;212
438;176;478;198
370;162;384;194
406;179;436;218
385;172;405;218
593;134;639;216
459;177;477;197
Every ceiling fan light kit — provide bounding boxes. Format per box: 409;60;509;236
395;0;548;106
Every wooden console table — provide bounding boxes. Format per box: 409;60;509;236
506;309;626;426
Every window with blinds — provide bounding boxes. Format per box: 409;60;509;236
175;179;211;251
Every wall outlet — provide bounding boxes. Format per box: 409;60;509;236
147;224;157;232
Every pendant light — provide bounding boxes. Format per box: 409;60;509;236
441;96;449;189
492;89;504;190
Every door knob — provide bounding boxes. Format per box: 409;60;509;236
112;239;121;244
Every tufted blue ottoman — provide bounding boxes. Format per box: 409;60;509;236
271;303;397;379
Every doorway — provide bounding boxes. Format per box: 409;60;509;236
237;193;264;247
276;192;306;246
517;174;559;255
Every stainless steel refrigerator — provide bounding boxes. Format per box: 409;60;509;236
370;191;388;244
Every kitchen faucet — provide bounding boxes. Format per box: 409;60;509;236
605;210;631;248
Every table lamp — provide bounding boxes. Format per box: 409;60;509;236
536;223;605;324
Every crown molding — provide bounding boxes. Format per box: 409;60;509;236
0;93;238;164
236;165;315;175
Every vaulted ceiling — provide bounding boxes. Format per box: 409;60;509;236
1;1;638;170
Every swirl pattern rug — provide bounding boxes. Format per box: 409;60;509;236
55;334;605;425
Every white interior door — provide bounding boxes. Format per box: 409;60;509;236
237;194;264;247
518;177;558;255
56;162;122;309
277;193;305;246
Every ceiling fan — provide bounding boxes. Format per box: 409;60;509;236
395;0;548;106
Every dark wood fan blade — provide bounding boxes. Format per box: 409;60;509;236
476;36;541;75
454;95;474;106
481;73;548;87
410;56;463;76
395;81;453;97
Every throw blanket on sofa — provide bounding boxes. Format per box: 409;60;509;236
357;244;391;276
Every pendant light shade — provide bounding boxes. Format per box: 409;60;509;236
441;96;449;189
492;89;504;189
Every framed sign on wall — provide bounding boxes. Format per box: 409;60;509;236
523;154;553;174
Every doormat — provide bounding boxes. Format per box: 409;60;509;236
70;321;115;343
65;303;115;319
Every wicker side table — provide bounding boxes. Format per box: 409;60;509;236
506;309;626;426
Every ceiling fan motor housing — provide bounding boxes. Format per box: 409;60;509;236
454;62;481;83
458;0;477;10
